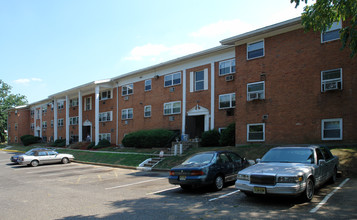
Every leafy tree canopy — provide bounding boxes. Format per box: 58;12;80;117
0;80;28;142
292;0;357;57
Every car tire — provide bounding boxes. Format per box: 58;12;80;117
212;175;224;191
30;160;39;167
301;177;314;202
180;184;192;190
61;158;69;164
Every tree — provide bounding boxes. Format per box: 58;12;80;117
0;80;28;143
292;0;357;57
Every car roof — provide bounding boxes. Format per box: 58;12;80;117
272;145;320;150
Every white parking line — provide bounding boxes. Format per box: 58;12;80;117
105;177;166;190
146;186;180;195
209;190;240;202
310;178;350;213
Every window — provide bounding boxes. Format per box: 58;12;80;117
247;123;265;142
30;109;34;117
42;121;47;128
145;79;152;91
99;90;112;101
51;120;54;128
219;59;236;75
195;70;205;91
36;110;40;119
58;119;64;127
99;133;111;142
218;127;226;133
164;101;181;115
42;106;47;114
144;105;151;117
85;97;92;111
69;116;79;125
219;93;236;109
122;108;133;120
70;98;78;107
58;101;64;110
247;40;264;60
247;81;265;101
164;72;181;87
99;111;112;122
322;21;342;43
14;123;18;131
31;123;34;130
321;68;342;92
322;118;342;140
122;84;133;96
15;136;17;143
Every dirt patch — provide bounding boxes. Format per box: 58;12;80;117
331;147;357;178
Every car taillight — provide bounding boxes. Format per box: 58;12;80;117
190;170;204;176
169;171;175;176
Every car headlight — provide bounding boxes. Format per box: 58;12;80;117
277;175;303;183
237;174;249;181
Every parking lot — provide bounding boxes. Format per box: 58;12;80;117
1;150;356;220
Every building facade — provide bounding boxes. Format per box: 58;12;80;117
7;17;357;146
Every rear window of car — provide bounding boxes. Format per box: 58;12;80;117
261;148;314;164
182;153;215;165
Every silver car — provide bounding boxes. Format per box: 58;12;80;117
235;146;339;201
17;150;75;167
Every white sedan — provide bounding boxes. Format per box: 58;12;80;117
17;150;75;167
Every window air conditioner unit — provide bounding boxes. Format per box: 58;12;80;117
248;92;260;101
323;81;341;91
225;75;234;81
169;116;175;121
170;87;175;92
124;96;129;101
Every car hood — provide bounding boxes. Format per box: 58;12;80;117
239;162;312;175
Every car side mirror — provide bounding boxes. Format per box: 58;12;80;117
256;159;261;163
319;159;326;165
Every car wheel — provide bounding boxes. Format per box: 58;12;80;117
180;184;192;190
301;178;314;202
30;160;39;167
61;158;69;164
212;175;224;191
329;167;337;184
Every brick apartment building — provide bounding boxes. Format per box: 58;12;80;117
6;17;357;146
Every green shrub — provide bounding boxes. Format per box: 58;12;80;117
52;139;66;147
93;139;111;149
201;129;220;147
21;135;42;146
87;142;95;149
219;123;235;146
122;129;175;148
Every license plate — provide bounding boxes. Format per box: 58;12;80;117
253;187;266;194
179;176;186;181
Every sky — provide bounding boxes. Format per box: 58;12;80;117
0;0;308;104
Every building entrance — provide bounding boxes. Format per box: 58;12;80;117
186;115;204;139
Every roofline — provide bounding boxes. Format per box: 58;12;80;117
220;17;302;45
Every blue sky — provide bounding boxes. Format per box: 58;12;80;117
0;0;307;103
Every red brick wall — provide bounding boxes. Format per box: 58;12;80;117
7;108;31;144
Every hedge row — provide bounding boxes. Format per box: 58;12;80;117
122;129;176;148
20;135;42;146
201;123;235;147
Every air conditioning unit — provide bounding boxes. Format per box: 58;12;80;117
323;81;341;91
170;87;175;92
169;116;175;121
124;96;129;101
225;75;234;81
248;92;260;101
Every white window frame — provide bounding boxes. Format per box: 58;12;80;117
247;123;265;142
164;72;181;87
145;79;152;91
144;105;151;117
42;106;47;114
31;123;34;130
121;108;133;120
14;123;18;130
322;118;343;140
70;98;79;107
164;101;181;115
99;133;111;142
99;90;112;101
84;97;92;111
321;21;342;43
69;116;79;125
58;118;64;127
122;84;133;96
247;40;264;60
219;59;236;76
195;70;205;91
42;121;47;128
51;120;54;128
247;81;265;101
99;111;112;122
219;93;236;109
58;101;64;110
321;68;342;92
218;127;227;133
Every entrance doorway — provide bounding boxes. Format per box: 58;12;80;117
83;126;91;142
186;115;204;139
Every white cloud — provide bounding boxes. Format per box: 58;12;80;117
124;43;203;61
14;78;43;85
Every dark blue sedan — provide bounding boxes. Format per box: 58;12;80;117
168;151;249;191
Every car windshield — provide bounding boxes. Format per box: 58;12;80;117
182;153;215;165
261;148;314;164
25;151;35;156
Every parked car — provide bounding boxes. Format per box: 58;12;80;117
169;151;249;191
10;148;52;163
235;146;339;201
17;149;74;167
